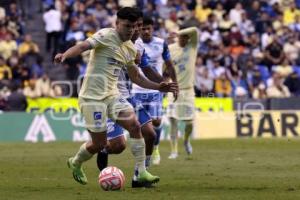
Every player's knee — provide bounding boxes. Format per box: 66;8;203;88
142;125;156;144
89;141;106;153
127;120;141;134
152;119;161;127
114;142;126;154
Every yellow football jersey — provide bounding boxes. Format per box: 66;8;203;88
79;28;137;100
169;27;199;90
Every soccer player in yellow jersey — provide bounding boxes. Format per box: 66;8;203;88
54;7;177;185
167;26;199;159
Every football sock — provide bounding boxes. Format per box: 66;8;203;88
170;118;178;153
130;138;146;173
72;142;93;166
154;126;162;146
184;121;193;142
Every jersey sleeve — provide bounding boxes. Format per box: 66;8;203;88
162;41;171;61
126;43;138;68
86;29;110;48
140;50;150;68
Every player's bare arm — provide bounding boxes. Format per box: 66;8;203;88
164;60;178;100
178;27;199;47
127;64;177;93
142;67;164;83
54;41;92;64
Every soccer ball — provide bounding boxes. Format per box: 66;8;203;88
98;166;125;191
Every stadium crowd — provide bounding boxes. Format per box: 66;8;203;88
1;0;300;110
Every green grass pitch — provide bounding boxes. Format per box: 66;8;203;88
1;139;300;200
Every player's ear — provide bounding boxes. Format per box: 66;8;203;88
116;19;119;26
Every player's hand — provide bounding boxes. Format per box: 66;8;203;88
172;89;178;102
54;53;65;64
158;81;178;93
171;81;179;102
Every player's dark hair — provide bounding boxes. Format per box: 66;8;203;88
179;24;189;30
143;16;154;26
117;7;140;22
134;7;143;18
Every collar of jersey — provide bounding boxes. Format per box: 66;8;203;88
114;29;131;45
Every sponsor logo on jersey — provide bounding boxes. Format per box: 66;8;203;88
95;121;102;128
119;98;126;103
94;112;102;120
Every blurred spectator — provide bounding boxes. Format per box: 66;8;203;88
212;3;225;22
0;6;5;22
283;2;300;26
0;33;17;60
214;72;232;97
284;71;300;96
6;2;22;21
0;24;10;40
195;0;211;23
118;0;136;7
255;12;272;34
266;73;291;98
239;12;255;36
165;10;179;33
228;38;245;58
6;81;27;111
23;79;41;98
157;0;173;20
87;2;109;28
231;72;249;98
65;20;84;42
218;13;234;33
18;34;39;57
263;35;285;70
246;1;261;22
273;13;284;33
212;59;226;79
283;35;300;64
252;82;268;99
0;56;12;82
261;26;273;49
177;2;192;26
229;2;245;26
43;5;62;57
289;14;300;32
18;0;34;20
35;73;52;97
195;57;214;97
273;58;293;78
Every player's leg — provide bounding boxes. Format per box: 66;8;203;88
168;117;179;159
141;122;156;167
152;118;162;165
68;131;107;185
151;93;163;165
180;89;195;155
129;97;156;187
183;120;193;155
68;98;108;184
131;97;155;168
96;120;125;171
110;97;159;184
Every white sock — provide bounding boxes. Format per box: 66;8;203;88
72;142;93;166
130;138;146;173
